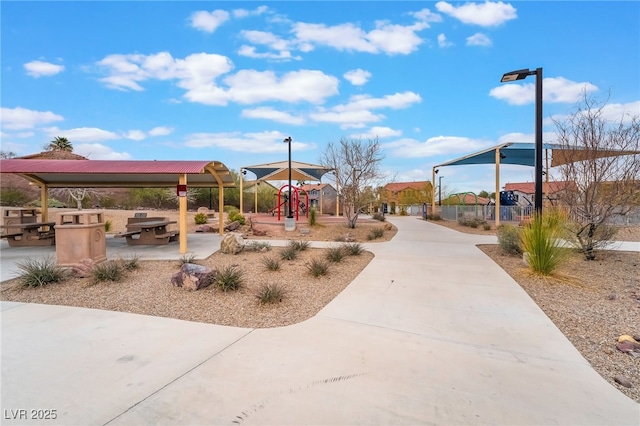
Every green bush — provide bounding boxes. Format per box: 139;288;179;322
216;265;243;292
194;212;208;225
256;283;286;304
92;260;125;283
179;253;198;265
306;258;330;277
343;242;365;256
308;207;317;226
228;209;246;225
17;257;67;287
0;188;29;206
280;245;298;261
458;217;485;228
520;210;571;275
120;254;141;271
483;223;492;231
497;224;522;255
372;212;386;222
326;246;346;263
289;240;310;251
367;227;385;241
261;256;281;271
426;214;442;221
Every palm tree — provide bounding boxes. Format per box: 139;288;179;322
46;136;73;152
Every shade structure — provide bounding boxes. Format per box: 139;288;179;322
0;159;235;188
242;160;333;182
435;142;640;169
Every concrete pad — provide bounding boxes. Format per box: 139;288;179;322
1;302;250;425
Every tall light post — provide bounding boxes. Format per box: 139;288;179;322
438;175;444;206
283;136;295;230
500;67;543;215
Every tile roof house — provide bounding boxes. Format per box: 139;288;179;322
504;181;575;206
382;181;433;214
299;183;337;214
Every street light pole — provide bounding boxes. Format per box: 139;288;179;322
283;136;295;230
500;67;543;216
438;176;443;206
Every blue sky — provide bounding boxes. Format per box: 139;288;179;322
1;1;639;194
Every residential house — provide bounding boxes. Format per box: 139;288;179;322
299;183;338;214
504;181;574;207
382;181;433;215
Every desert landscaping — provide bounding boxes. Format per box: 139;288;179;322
0;208;638;402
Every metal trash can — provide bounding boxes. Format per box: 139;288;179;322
55;210;107;267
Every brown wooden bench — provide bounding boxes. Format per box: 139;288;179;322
0;232;24;239
114;230;142;238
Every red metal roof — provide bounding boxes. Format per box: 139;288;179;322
504;181;573;195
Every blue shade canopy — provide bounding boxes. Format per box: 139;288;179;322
435;142;640;169
242;160;333;182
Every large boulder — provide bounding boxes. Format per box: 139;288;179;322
224;220;241;232
171;263;215;291
220;232;245;254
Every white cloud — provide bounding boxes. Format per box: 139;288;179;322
466;33;492;47
43;126;119;143
224;69;339;104
344;69;371;86
190;10;230;33
410;8;444;25
24;60;65;78
489;77;599;106
310;91;421;129
383;135;491;158
549;101;640;125
148;126;174;136
74;143;132;160
184;131;315;153
437;33;453;48
0;107;64;130
238;30;299;60
350;126;402;139
125;130;146;141
232;6;268;18
241;107;306;125
292;18;427;55
436;1;517;26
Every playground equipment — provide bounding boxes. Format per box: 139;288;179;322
499;190;519;206
271;185;309;221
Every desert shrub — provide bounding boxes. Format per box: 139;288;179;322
104;219;113;233
520;210;571;275
228;209;246;225
483;223;492;231
0;188;29;206
256;283;287;304
178;253;198;266
17;257;67;287
194;212;208;225
120;254;141;271
261;256;281;271
309;207;317;226
497;224;522;255
399;206;408;216
92;260;125;283
372;212;386;222
245;241;271;252
306;258;330;277
222;205;237;213
289;240;310;251
216;265;243;292
367;227;385;241
280;245;298;260
326;246;346;263
426;214;442;221
458;217;484;228
343;242;365;256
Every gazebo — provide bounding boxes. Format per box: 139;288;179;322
0;159;235;253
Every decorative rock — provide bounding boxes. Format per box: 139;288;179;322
614;376;633;388
616;340;640;358
252;228;267;237
220;232;245;254
171;263;215;291
196;225;215;233
224;221;241;232
299;228;310;235
71;258;96;278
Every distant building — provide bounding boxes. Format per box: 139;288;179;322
382;181;433;214
504;181;574;207
299;183;337;214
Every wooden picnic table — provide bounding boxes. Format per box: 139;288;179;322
0;221;56;247
114;220;179;245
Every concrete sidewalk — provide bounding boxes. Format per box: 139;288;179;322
1;217;638;425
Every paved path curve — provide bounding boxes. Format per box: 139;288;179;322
2;217;638;425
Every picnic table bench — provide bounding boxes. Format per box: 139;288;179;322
0;221;56;247
114;217;178;245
